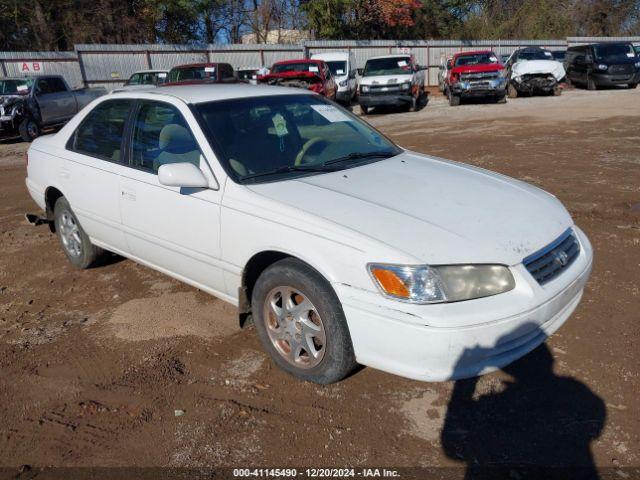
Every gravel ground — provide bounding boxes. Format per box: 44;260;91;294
0;87;638;477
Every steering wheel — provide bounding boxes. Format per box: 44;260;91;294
294;137;330;166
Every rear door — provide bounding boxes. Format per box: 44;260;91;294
118;99;226;294
35;77;76;124
62;98;133;252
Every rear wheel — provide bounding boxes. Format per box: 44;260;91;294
251;258;357;384
19;118;41;142
53;197;103;269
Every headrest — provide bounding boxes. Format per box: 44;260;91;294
159;124;193;152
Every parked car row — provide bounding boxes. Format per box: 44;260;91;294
436;41;639;107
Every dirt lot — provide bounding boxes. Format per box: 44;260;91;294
1;88;639;476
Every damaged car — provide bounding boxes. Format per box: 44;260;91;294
445;50;507;106
259;59;337;100
504;47;565;97
1;76;105;142
26;85;593;384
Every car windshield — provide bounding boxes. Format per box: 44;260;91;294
0;79;33;95
518;49;554;61
325;61;347;76
455;53;498;67
594;44;635;61
168;66;217;83
271;62;320;74
363;57;411;76
196;94;400;184
552;51;566;61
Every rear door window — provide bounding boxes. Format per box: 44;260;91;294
68;99;133;163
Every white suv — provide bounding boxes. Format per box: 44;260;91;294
26;85;592;384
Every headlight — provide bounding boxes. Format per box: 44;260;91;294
368;263;515;304
514;75;522;83
635;61;640;68
361;85;370;93
339;79;348;87
400;82;411;90
597;64;608;71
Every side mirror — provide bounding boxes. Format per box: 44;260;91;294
158;162;209;188
357;68;363;76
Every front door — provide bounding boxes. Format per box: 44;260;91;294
118;99;226;294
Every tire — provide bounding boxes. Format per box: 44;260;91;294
507;83;518;99
360;105;369;115
496;94;507;104
629;83;638;89
53;197;103;269
19;117;41;142
449;92;461;106
587;76;597;91
251;258;357;384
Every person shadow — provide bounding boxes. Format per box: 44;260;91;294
441;323;606;480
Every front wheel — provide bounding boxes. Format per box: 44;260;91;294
53;197;103;269
360;105;369;115
449;91;461;106
19;118;41;142
629;83;638;89
587;76;597;91
251;258;357;384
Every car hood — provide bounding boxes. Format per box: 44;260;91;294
451;64;503;75
512;60;565;80
0;94;23;108
360;74;413;86
247;151;572;266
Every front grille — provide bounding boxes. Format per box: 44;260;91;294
523;229;580;285
369;84;402;94
609;64;634;75
461;71;500;82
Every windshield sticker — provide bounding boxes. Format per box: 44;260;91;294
204;67;215;72
158;72;167;78
544;51;553;56
336;69;344;75
311;104;351;123
489;56;498;62
16;85;28;92
309;65;319;72
272;113;288;137
397;60;408;67
627;52;635;57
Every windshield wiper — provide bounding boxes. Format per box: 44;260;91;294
323;150;398;166
239;164;338;182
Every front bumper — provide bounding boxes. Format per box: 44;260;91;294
358;93;413;108
336;89;352;102
0;118;18;140
592;71;640;86
452;79;506;98
513;76;558;93
334;227;593;382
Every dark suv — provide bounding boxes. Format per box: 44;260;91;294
565;42;640;90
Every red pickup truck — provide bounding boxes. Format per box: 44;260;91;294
445;50;507;106
259;59;337;100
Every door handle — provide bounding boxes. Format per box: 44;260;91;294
121;187;136;201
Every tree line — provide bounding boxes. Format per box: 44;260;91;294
1;0;639;51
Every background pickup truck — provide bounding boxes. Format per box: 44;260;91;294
0;75;105;142
445;50;507;106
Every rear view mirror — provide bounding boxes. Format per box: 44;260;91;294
158;162;209;188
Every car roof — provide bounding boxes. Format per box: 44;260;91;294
367;54;411;61
273;59;323;65
109;84;314;104
131;69;168;74
311;52;349;61
169;63;230;69
454;50;494;57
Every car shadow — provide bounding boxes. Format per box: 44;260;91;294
441;323;606;480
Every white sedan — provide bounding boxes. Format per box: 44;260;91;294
25;85;593;384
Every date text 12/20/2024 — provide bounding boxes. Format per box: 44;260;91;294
233;468;400;478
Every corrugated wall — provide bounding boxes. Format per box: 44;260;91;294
1;37;637;89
